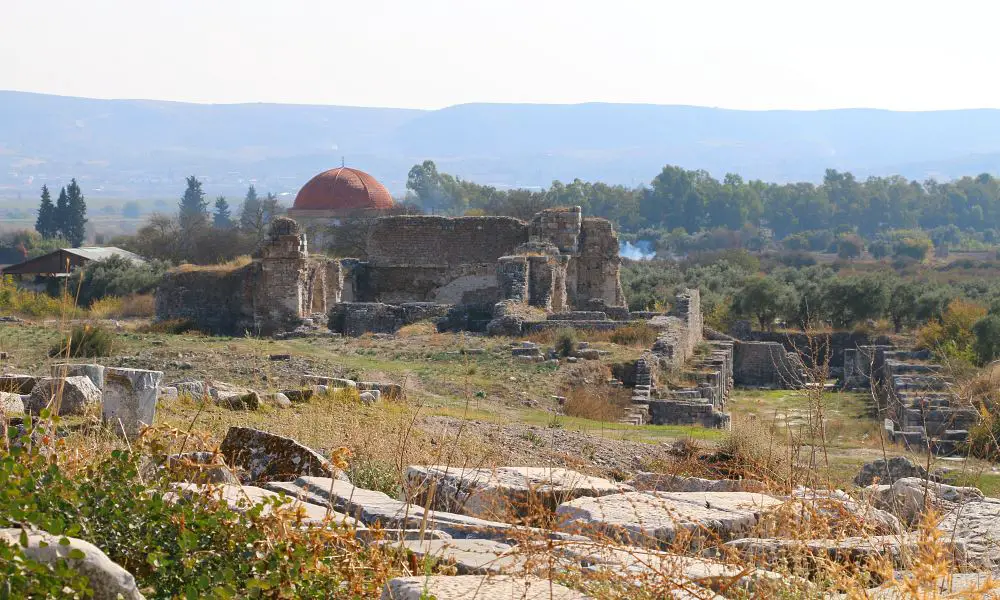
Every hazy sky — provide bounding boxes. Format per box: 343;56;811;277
3;0;998;110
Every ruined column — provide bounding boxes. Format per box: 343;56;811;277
527;256;556;310
497;256;529;303
102;367;164;439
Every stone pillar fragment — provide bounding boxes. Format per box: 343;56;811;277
51;363;105;391
496;256;529;303
103;367;164;439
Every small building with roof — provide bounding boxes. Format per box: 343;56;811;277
1;247;145;278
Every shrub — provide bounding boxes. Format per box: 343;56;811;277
0;424;384;598
894;233;933;261
554;327;577;357
137;318;196;334
347;458;401;496
65;255;168;307
716;418;784;481
0;276;73;318
916;299;986;364
50;324;117;358
88;296;124;318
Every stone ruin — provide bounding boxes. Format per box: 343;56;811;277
156;218;343;336
615;290;735;429
844;346;978;455
155;208;629;337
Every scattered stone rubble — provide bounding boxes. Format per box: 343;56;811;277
219;426;345;483
26;375;102;417
6;382;999;600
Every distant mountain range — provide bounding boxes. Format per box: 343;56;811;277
5;90;1000;202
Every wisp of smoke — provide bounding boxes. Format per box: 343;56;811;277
619;240;655;260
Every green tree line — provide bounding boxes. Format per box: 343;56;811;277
407;161;1000;240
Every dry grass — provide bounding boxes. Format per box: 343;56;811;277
529;323;659;349
562;384;630;422
5;312;1000;598
396;320;439;337
171;255;252;273
118;293;155;317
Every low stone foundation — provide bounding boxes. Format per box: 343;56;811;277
328;302;451;336
649;399;731;428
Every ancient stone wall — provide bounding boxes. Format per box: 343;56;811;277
874;349;977;456
529;207;581;253
363;264;500;305
356;208;624;312
367;216;529;267
156;219;339;336
731;327;889;372
328;302;452;336
571;219;625;308
732;342;805;387
154;266;256;336
159;209;626;337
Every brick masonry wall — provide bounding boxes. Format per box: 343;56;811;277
155;266;256;335
367;216;529;267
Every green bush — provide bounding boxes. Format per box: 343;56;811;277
50;325;116;358
0;423;386;598
63;255;168;307
554;327;577;357
0;539;93;599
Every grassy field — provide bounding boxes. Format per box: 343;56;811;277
4;317;1000;492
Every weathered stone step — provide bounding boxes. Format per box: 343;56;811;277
405;466;628;519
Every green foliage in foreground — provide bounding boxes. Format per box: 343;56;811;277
0;421;375;599
0;536;93;599
50;325;117;358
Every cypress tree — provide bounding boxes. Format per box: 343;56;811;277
55;186;70;240
35;185;58;238
179;175;209;231
63;179;88;247
213;196;233;229
239;184;261;232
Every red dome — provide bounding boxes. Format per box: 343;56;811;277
293;167;394;211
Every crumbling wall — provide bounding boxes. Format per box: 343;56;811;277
154;266;256;335
529;207;581;252
732;341;805;387
730;327;888;371
328;302;451;336
363;264;500;305
571;218;625;308
156;218;336;336
367;216;529;267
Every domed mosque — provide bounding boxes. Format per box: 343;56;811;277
286;166;396;252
